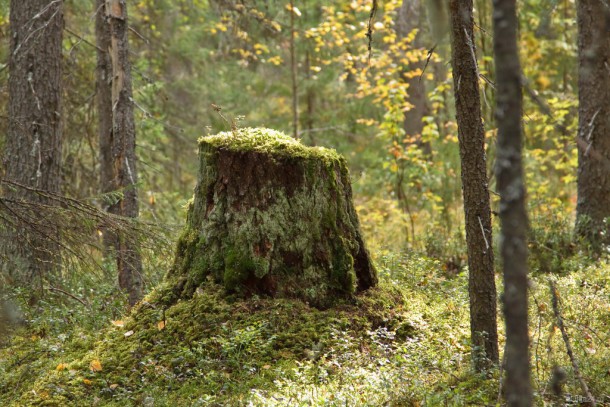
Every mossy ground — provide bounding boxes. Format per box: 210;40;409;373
2;247;609;406
1;277;410;406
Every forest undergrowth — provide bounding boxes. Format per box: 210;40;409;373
1;205;609;406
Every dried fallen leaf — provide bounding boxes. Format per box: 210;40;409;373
109;383;119;390
90;359;103;372
262;364;271;369
111;320;124;327
83;378;92;385
157;320;166;331
124;330;134;338
56;363;68;371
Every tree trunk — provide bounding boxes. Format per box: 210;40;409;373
95;0;117;253
289;0;299;139
167;128;377;308
492;0;533;405
395;0;431;156
99;0;144;306
575;0;610;250
448;0;499;371
1;0;64;285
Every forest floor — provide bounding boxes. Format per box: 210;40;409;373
1;236;609;406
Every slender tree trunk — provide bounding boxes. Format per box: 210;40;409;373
1;0;64;286
304;50;316;146
395;0;431;156
97;0;144;306
492;0;532;405
448;0;499;372
95;0;117;254
289;0;299;139
575;0;610;250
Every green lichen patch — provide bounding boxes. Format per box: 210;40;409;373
16;283;408;406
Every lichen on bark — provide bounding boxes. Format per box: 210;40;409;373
167;128;377;307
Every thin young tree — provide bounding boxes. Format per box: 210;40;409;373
448;0;499;371
493;0;532;405
1;0;64;286
95;0;115;253
289;0;299;139
395;0;431;156
575;0;610;249
95;0;143;306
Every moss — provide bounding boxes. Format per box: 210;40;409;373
330;238;357;294
223;249;255;291
165;127;377;306
14;283;407;406
199;128;342;164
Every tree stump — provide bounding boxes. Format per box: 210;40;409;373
168;128;377;307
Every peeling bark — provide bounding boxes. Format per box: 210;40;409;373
96;0;143;306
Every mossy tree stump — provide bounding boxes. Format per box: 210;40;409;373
169;128;377;307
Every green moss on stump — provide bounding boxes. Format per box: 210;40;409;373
169;128;377;307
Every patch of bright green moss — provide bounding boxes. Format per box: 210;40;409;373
15;283;407;406
199;128;342;163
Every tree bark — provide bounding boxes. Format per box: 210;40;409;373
98;0;144;306
95;0;116;253
575;0;610;249
167;128;377;308
492;0;532;405
1;0;64;285
448;0;499;371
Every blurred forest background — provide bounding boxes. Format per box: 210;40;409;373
1;0;609;405
0;0;582;273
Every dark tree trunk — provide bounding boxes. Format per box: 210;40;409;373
98;0;143;306
395;0;431;156
575;0;610;249
448;0;499;371
492;0;532;405
1;0;64;285
95;0;117;253
167;129;377;308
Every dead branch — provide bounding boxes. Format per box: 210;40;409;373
549;281;596;407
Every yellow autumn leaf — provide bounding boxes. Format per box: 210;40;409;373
111;320;124;327
90;359;103;372
157;320;166;331
83;378;92;385
56;363;68;371
109;383;119;390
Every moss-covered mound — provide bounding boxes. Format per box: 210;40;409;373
16;283;409;406
167;128;377;307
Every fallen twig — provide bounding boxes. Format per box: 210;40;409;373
46;286;90;308
549;280;596;407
